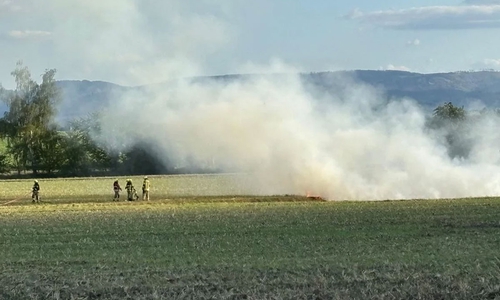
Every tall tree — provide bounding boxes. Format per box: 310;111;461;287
0;61;62;174
427;102;471;159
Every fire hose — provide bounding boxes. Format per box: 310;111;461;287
0;192;34;206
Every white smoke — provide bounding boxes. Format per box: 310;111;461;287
22;0;500;200
93;71;500;201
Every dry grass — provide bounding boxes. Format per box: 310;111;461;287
0;173;269;205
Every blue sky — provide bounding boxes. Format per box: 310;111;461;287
1;0;500;87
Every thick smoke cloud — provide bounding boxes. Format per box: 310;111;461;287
93;72;500;201
37;0;500;200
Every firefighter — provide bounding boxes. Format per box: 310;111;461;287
125;179;139;201
142;176;151;201
32;180;40;203
125;179;133;201
113;179;122;201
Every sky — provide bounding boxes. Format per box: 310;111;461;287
1;0;500;88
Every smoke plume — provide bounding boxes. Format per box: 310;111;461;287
29;0;500;200
92;71;500;201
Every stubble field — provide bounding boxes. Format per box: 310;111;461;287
1;175;500;299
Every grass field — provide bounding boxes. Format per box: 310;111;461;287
0;174;264;204
1;175;500;299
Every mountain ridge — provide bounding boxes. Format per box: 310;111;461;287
5;69;500;122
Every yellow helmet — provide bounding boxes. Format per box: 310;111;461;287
144;176;148;179
34;180;38;183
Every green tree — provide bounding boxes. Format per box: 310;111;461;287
35;129;66;174
0;133;12;174
432;102;466;125
60;113;116;176
0;61;62;174
427;102;471;159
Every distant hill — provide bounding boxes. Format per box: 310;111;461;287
54;80;136;122
5;70;500;123
302;70;500;110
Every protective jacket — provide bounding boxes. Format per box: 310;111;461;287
142;179;150;192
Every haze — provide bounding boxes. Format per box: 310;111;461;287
2;0;500;200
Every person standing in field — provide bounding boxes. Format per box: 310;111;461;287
125;179;139;201
142;176;151;201
113;179;122;201
32;180;40;203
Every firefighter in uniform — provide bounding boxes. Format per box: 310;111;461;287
142;176;151;201
125;179;139;201
32;180;40;203
113;179;122;201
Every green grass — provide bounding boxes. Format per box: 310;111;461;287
1;176;500;299
0;174;264;204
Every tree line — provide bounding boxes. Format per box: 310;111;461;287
0;62;173;178
0;62;495;178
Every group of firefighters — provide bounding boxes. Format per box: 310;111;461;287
31;176;151;203
113;177;151;201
